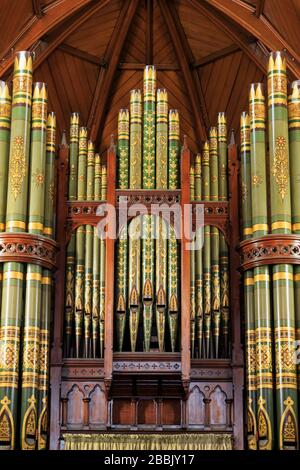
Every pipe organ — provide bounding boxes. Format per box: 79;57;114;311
0;53;56;450
54;62;237;448
0;48;299;451
240;52;300;450
190;118;230;360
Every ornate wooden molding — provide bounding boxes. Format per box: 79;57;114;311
191;359;232;380
0;232;59;271
67;200;106;228
116;189;181;207
113;352;181;374
239;234;300;272
62;359;105;380
67;198;229;236
192;201;229;240
113;361;181;373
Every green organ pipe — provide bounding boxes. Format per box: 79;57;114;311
240;111;257;450
288;80;300;410
0;52;33;450
20;82;48;450
267;51;298;450
249;82;274;450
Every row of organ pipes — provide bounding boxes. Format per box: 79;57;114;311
115;68;181;353
190;118;230;359
0;52;56;450
64;117;107;359
63;65;232;357
241;52;299;450
64;67;181;356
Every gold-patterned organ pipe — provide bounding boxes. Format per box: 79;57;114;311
20;81;48;450
0;51;33;450
38;112;56;450
267;51;298;449
0;81;11;318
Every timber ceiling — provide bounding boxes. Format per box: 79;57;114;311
0;0;300;155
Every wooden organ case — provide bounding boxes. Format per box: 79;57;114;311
50;70;244;451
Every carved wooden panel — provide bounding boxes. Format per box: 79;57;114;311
61;380;107;431
66;385;84;428
112;399;132;425
187;380;233;431
188;385;205;427
137;399;156;425
89;384;106;428
210;386;227;428
162;399;181;425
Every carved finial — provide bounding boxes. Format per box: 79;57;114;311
110;133;115;148
230;129;235;145
183;134;188;150
60;130;67;147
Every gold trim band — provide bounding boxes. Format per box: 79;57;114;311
28;222;44;231
26;273;42;281
252;223;269;232
6;221;26;229
254;274;270;282
4;271;24;280
273;272;293;281
271;221;291;231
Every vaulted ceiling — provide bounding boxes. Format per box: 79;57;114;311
1;0;300;155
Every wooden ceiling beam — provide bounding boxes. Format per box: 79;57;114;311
146;0;153;64
58;43;105;67
119;62;180;71
0;0;95;77
205;0;300;77
32;0;43;19
88;0;140;143
192;44;241;68
188;0;267;74
32;0;111;71
157;0;207;142
255;0;265;18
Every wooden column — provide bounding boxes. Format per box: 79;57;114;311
228;133;244;449
104;137;117;398
50;135;69;450
180;137;191;397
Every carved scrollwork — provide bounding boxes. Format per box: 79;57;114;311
0;233;58;271
239;234;300;272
